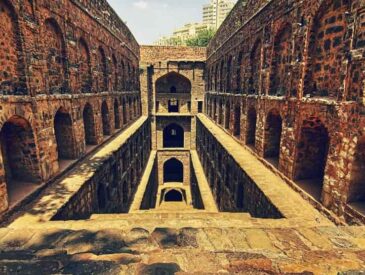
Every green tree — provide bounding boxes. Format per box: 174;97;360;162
186;29;216;47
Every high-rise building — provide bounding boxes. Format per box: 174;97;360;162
155;0;236;45
203;0;236;30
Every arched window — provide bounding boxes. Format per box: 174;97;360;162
54;108;75;160
101;101;111;136
163;123;184;148
163;158;183;183
156;72;192;94
83;103;97;145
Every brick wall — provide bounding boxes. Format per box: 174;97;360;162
204;0;365;223
0;0;142;216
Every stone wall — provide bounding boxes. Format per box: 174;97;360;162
205;0;365;223
52;119;151;220
0;0;142;216
196;119;283;218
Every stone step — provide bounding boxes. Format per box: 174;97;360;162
90;211;252;221
0;226;364;274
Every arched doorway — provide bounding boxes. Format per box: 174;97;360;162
54;108;75;160
0;116;40;205
294;117;329;200
114;99;121;129
264;109;283;166
246;107;257;146
164;189;183;202
163;124;184;148
163;158;183;183
83;103;97;146
101;101;111;136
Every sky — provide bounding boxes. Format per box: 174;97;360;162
108;0;209;45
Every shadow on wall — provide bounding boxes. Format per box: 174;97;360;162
0;227;186;274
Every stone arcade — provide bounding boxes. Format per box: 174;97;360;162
1;0;365;274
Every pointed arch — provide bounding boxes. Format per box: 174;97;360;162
269;24;292;96
79;37;92;93
305;0;350;98
45;18;68;94
0;0;27;95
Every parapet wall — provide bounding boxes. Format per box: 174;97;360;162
141;46;206;64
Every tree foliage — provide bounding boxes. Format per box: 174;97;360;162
186;29;216;47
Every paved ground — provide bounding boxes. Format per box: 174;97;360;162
0;225;365;274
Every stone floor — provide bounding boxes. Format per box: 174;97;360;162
0;225;365;274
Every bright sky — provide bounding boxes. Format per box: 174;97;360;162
108;0;209;45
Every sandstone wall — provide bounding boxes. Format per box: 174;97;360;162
53;119;151;219
205;0;365;223
0;0;142;216
197;119;283;218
